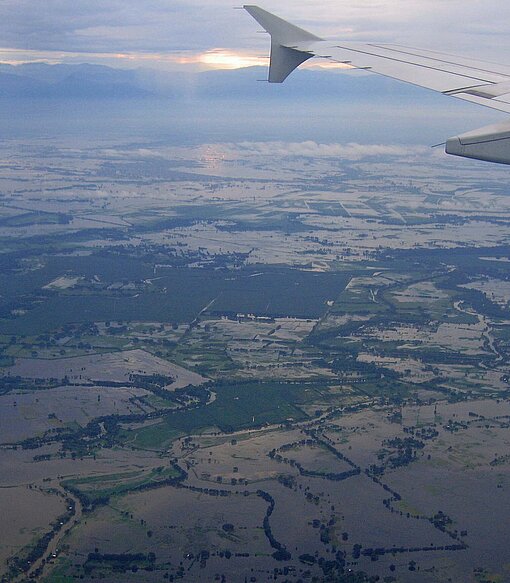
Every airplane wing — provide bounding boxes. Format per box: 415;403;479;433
244;5;510;165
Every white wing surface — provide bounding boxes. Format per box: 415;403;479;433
244;5;510;113
244;5;510;165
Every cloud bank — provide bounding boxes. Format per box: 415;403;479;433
100;141;432;163
213;141;431;161
2;1;510;70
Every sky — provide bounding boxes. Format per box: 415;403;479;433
1;0;509;71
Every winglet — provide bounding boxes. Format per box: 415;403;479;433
243;5;321;83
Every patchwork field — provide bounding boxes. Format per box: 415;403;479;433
1;137;510;582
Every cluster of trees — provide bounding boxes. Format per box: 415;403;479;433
129;373;175;391
270;447;360;482
277;474;297;490
298;551;375;582
358;542;466;560
443;419;469;433
179;483;231;498
409;426;439;440
430;511;454;532
84;552;156;575
270;436;361;483
0;375;60;396
367;436;426;474
256;490;291;561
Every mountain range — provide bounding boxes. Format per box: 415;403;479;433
0;62;437;103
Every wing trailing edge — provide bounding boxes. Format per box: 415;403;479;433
243;5;318;82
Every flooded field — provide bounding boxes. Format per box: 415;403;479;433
0;486;67;568
4;349;207;388
10;397;504;582
0;385;149;442
1;133;510;582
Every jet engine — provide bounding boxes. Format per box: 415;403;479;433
446;121;510;165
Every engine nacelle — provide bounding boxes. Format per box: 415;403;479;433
446;121;510;165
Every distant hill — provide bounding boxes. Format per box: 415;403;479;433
0;61;439;103
0;63;151;98
0;71;51;98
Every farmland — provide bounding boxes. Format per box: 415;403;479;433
0;136;510;582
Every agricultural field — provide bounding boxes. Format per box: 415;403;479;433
1;137;510;582
24;398;510;583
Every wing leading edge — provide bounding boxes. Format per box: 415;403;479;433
243;5;510;165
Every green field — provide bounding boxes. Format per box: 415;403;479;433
1;262;351;335
209;268;350;319
128;381;318;449
0;211;70;228
62;466;180;504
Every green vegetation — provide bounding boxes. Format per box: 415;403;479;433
128;423;182;449
41;559;74;583
128;381;315;449
62;466;180;505
0;261;350;335
0;211;71;228
80;552;157;578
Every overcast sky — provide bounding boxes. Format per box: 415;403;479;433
1;1;508;71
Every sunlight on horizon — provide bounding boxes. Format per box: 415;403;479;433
0;47;352;72
187;49;267;69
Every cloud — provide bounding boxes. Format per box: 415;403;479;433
213;140;430;161
2;1;510;70
98;141;431;163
